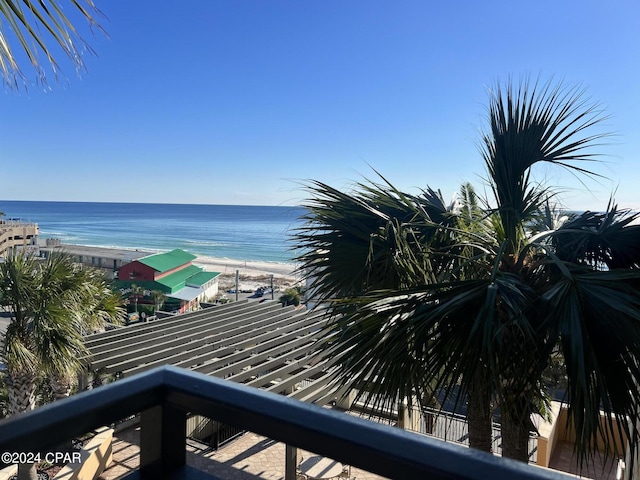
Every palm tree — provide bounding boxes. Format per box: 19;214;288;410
129;284;145;317
0;0;104;87
295;177;496;452
0;252;123;479
49;265;124;400
474;79;640;462
295;78;640;467
150;289;166;314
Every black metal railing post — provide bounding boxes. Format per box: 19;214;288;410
140;402;187;477
285;444;298;480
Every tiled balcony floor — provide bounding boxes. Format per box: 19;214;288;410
100;426;389;480
548;441;619;480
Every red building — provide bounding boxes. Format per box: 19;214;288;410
117;249;220;313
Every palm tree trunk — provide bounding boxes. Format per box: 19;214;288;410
6;371;38;480
50;374;77;455
500;403;531;462
6;370;36;415
466;376;493;453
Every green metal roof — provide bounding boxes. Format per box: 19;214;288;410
186;271;220;287
155;265;206;293
138;249;197;273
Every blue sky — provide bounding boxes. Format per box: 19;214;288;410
1;1;639;210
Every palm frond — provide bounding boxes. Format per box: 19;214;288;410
480;77;609;254
547;203;640;269
539;268;640;462
0;0;104;87
294;178;456;306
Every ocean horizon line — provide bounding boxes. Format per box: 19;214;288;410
0;199;304;209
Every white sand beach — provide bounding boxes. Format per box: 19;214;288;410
194;254;297;278
192;254;301;291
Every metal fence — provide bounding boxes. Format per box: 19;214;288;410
186;414;245;450
410;407;538;463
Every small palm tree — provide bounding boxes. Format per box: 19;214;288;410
130;284;144;313
295;78;640;468
150;289;166;314
49;265;124;400
0;252;123;479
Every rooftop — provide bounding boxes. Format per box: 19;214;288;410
187;270;221;287
39;244;150;263
154;264;208;292
138;248;197;273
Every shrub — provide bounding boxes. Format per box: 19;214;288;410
279;288;301;307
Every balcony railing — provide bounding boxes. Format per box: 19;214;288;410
0;365;572;479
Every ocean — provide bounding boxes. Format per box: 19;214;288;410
0;201;306;264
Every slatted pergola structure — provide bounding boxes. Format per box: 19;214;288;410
84;300;349;407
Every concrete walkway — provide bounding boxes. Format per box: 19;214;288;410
100;426;389;480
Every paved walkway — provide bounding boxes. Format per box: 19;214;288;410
100;427;389;480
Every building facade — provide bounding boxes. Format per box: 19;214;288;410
0;218;39;258
40;243;148;277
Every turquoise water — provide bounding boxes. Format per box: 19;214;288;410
0;201;305;263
